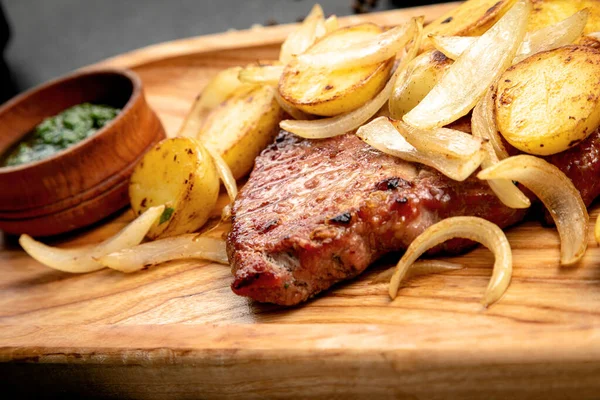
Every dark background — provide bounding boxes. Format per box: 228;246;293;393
0;0;449;103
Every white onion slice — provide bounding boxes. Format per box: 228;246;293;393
281;18;423;139
296;20;417;70
357;117;484;181
478;155;588;265
279;4;324;64
389;216;512;307
205;146;237;203
178;67;243;138
97;234;228;273
429;35;473;60
432;9;588;63
472;90;530;209
19;206;165;273
403;0;530;129
324;15;338;34
238;65;284;86
371;260;462;284
513;8;588;63
391;119;482;160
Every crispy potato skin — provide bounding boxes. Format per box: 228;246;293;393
422;0;517;50
197;85;284;179
129;137;220;239
527;0;600;38
495;45;600;156
278;23;394;117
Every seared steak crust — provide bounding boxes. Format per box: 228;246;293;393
228;132;527;305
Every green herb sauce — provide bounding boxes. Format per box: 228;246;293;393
1;103;120;167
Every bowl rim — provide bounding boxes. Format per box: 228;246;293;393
0;67;142;173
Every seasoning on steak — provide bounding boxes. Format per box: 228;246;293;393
227;131;527;305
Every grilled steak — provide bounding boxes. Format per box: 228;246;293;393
228;125;600;306
228;131;528;305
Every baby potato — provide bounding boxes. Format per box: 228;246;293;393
129;137;220;239
197;84;283;179
278;23;394;117
495;45;600;156
527;0;600;38
389;50;453;119
422;0;517;50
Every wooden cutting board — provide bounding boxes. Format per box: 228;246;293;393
2;3;600;399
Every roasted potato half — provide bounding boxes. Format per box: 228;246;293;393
389;50;453;119
422;0;517;49
129;137;220;239
527;0;600;37
278;23;394;117
197;84;284;179
495;45;600;156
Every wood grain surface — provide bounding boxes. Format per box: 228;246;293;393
2;3;600;399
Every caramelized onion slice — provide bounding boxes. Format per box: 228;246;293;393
391;119;482;160
279;4;324;64
296;19;417;70
472;90;530;209
357;117;484;181
19;206;165;273
371;260;462;284
478;155;588;265
97;234;228;273
281;18;423;139
403;0;530;129
389;216;512;307
238;65;284;86
432;9;588;64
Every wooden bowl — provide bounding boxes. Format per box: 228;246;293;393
0;68;165;236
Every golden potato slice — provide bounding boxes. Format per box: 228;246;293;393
197;84;283;179
278;23;394;117
422;0;517;49
527;0;600;37
389;50;453;119
495;45;600;155
129;137;220;239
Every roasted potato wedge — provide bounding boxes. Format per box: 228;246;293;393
129;137;220;239
495;45;600;155
422;0;517;49
278;23;394;117
389;50;453;119
527;0;600;37
197;84;284;179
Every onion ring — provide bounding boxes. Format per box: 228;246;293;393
478;155;588;265
19;206;165;273
389;216;513;307
97;234;228;273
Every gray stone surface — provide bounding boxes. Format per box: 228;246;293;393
2;0;445;92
